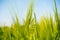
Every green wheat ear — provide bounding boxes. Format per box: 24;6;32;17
54;0;58;21
25;2;34;29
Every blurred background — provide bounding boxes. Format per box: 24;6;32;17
0;0;60;26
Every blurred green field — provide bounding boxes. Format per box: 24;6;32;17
0;0;60;40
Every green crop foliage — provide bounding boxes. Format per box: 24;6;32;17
0;0;60;40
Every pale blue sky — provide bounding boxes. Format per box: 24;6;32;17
0;0;60;26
